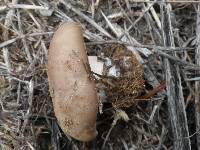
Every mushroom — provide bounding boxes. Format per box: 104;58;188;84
47;22;98;142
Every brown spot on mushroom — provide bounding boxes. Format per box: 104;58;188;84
65;60;73;71
63;119;73;130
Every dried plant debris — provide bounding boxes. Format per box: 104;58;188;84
0;0;199;149
100;44;144;108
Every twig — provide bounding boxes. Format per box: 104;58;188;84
21;80;34;133
0;3;48;11
7;3;48;10
0;6;7;12
86;40;194;51
0;32;53;49
156;126;167;150
0;37;19;48
115;0;135;27
2;0;18;83
155;49;199;68
127;0;158;32
17;10;32;63
145;0;161;29
136;81;166;100
186;77;200;81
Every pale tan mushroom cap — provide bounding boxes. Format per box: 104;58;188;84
48;22;98;141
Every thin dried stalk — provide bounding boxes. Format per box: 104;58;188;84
161;3;191;150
